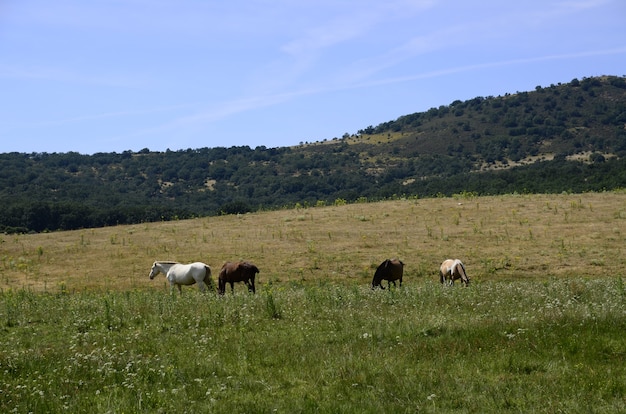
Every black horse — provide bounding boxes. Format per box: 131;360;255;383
371;258;404;289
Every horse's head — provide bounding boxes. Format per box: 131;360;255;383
371;259;397;290
371;278;384;290
149;262;159;279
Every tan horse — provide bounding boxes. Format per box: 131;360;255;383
372;258;404;289
218;261;259;295
439;259;469;286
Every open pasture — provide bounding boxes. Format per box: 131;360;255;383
1;192;626;412
1;192;625;292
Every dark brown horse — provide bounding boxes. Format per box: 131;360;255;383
218;261;259;295
372;258;404;289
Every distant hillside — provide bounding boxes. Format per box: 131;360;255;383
339;75;626;165
1;75;625;233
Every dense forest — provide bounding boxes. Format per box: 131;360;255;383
1;75;625;233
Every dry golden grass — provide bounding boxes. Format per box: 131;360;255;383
1;192;624;292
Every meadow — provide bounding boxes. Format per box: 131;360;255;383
1;192;625;412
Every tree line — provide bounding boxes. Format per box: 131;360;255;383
1;76;625;233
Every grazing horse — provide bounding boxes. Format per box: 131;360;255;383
148;261;213;294
439;259;470;286
372;258;404;290
218;261;259;295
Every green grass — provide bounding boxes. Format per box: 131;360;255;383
2;278;625;413
1;192;625;412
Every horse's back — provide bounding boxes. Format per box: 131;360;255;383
440;259;455;273
389;259;404;278
168;262;208;280
219;261;237;277
220;261;259;280
188;262;207;270
241;261;260;275
452;259;461;270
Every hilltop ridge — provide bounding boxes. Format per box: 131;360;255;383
1;75;625;233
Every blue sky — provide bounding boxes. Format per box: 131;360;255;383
1;0;625;154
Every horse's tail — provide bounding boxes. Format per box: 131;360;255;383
218;277;225;295
204;265;214;290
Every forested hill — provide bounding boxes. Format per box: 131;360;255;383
2;75;625;233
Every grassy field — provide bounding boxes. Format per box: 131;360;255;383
1;192;626;412
2;192;625;291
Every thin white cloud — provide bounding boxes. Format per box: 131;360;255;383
316;0;622;89
280;0;436;58
7;104;198;130
0;63;149;88
253;0;439;96
109;45;626;146
348;47;626;90
556;0;611;11
2;0;623;154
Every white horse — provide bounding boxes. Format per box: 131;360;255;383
149;261;213;294
439;259;470;286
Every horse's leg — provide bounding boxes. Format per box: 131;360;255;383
229;281;234;294
191;273;205;293
177;284;183;295
245;279;255;293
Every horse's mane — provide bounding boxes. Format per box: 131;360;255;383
453;260;468;280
